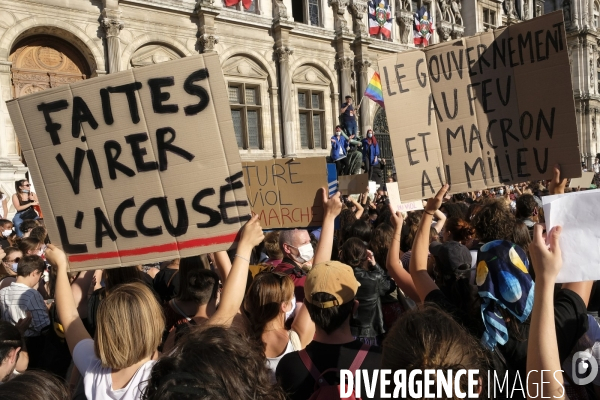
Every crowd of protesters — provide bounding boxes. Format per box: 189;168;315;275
0;162;598;400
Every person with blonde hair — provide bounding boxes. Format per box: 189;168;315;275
47;246;165;400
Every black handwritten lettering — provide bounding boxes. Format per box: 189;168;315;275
192;188;221;228
500;118;520;147
114;197;138;238
534;147;549;173
94;207;117;248
104;140;136;180
465;158;487;188
56;148;86;194
519;111;533;140
482;79;495;113
469;124;483;153
418;132;431;161
125;133;159;173
429;55;441;83
383;66;397;96
517;148;531;178
416;59;427;88
441;89;459;120
148;77;179;114
219;171;251;224
446;126;466;156
421;170;434;197
395;64;409;93
107;82;143;124
156;127;195;171
71;96;98;139
56;216;87;254
406;137;419;165
37;100;69;145
536;107;555;140
518;32;535;64
183;68;210;116
428;94;443;125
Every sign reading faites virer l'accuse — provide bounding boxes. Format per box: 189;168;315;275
379;11;581;202
7;54;251;271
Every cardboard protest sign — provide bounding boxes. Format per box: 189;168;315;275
542;189;600;282
7;54;251;271
242;157;328;229
338;174;369;195
387;182;425;212
569;171;595;188
379;11;580;201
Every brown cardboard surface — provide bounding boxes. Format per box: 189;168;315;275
569;172;595;188
338;174;369;195
379;11;580;201
6;54;250;271
242;157;327;229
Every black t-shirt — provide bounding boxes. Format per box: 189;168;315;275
153;268;180;303
341;102;356;124
276;340;382;400
0;238;10;249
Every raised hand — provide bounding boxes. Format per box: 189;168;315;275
425;184;449;214
238;214;265;249
548;164;567;195
530;224;563;281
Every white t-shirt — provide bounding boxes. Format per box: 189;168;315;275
73;339;155;400
266;330;300;383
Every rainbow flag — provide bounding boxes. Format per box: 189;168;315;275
364;72;385;108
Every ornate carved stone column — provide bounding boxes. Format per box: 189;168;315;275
196;1;220;53
336;56;354;101
330;0;350;35
101;9;124;74
356;59;372;134
395;0;414;45
350;0;368;36
275;46;296;157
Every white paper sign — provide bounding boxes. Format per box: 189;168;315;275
542;189;600;282
387;182;425;213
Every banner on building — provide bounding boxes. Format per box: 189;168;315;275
380;11;581;202
7;54;251;271
242;157;328;229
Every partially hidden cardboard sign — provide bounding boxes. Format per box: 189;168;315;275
242;157;328;229
387;182;425;212
379;11;581;201
7;54;251;271
569;171;595;188
338;174;369;195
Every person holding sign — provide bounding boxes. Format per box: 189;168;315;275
47;214;265;400
11;180;39;238
331;126;350;177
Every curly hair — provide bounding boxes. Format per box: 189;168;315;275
515;194;538;220
444;217;475;244
143;326;286;400
471;199;515;243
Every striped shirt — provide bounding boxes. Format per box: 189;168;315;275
0;282;50;337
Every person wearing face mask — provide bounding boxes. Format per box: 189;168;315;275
0;220;13;249
362;129;382;183
330;126;350;176
0;248;20;290
273;229;314;303
243;272;315;382
11;180;40;238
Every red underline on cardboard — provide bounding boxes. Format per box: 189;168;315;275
68;233;238;263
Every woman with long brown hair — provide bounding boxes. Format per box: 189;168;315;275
11;179;39;237
243;271;315;382
0;247;22;289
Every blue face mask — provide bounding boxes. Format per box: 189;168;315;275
11;263;18;272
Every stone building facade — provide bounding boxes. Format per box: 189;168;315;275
0;0;595;216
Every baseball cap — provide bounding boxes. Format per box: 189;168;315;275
304;261;360;309
429;241;473;279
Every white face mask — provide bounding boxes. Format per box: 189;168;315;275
498;189;504;195
285;296;297;321
2;229;12;237
368;133;372;138
335;131;341;136
292;243;314;263
11;263;18;272
22;190;30;194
